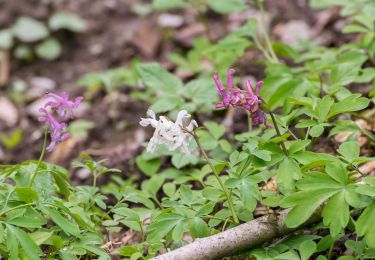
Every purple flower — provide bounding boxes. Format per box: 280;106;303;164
38;91;83;152
39;108;70;152
214;69;266;127
44;91;83;119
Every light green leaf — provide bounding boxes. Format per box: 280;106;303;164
204;121;225;140
137;63;182;93
331;63;360;86
150;95;184;113
276;158;301;194
49;12;87;32
322;191;349;237
136;155;160;176
13;17;49;42
356;202;375;247
162;183;176;197
338;141;360;163
147;213;185;241
189;217;210;238
6;224;42;260
281;189;338;228
41;206;81;237
328;95;370;118
299;240;317;260
15;187;39;202
152;0;188;10
35;37;62;60
206;0;247;14
0;29;13;49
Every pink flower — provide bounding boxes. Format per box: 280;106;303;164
39;91;83;152
214;69;266;127
44;91;83;119
39;108;70;152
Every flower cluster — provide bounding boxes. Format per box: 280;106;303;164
39;91;83;152
214;69;267;127
140;109;197;154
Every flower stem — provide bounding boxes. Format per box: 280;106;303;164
269;111;288;156
191;133;239;224
246;110;253;132
0;202;34;217
29;127;48;187
257;0;279;63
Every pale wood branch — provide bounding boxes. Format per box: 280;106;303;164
154;208;322;260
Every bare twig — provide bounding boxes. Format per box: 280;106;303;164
153;208;322;260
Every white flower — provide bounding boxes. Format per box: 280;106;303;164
140;109;198;154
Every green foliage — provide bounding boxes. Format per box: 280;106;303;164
49;12;87;32
2;0;375;259
2;12;86;62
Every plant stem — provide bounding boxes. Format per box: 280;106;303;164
327;240;335;260
268;111;288;156
191;133;239;224
257;0;279;63
29;127;48;187
0;202;34;217
246;111;253;132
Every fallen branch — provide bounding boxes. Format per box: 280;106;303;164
154;208;322;260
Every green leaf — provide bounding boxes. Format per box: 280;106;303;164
152;0;188;10
189;217;210;238
142;175;165;198
206;0;247;14
309;124;325;137
276;158;301;194
0;29;13;49
316;96;334;122
150;95;184;113
204;121;225;140
15;187;39;202
325;162;348;184
6;224;19;260
331;63;360;86
41;206;81;237
147;213;185;241
179;184;193;205
49;12;87;32
240;178;259;211
299;240;317;260
7;209;46;228
252;150;272;161
337;141;360;164
137;63;182;93
183;78;218;109
35;37;62;60
13;17;49;42
6;224;42;260
163;183;176;197
322;191;349;236
14;45;33;61
267;79;303;109
172;221;184;240
356;202;375;247
281;188;338;228
288;140;311;154
328;95;370;118
29;231;53;246
136;155;160;176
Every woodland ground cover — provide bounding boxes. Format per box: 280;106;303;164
0;0;374;259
